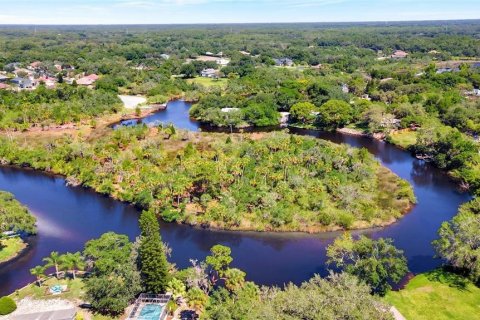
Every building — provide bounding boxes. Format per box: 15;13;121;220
160;53;170;60
76;74;99;86
216;57;230;66
274;58;294;67
390;50;408;59
201;68;218;78
11;77;36;89
341;84;349;93
38;76;57;88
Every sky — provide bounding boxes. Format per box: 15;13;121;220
0;0;478;25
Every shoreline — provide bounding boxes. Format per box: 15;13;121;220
0;237;30;267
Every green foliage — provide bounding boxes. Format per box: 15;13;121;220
0;86;122;129
433;198;480;283
317;99;354;129
83;232;141;315
0;191;36;235
0;131;414;232
204;273;393;320
139;210;170;293
290;101;317;124
0;296;16;315
205;245;232;277
327;233;408;296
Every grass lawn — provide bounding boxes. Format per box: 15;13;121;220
187;77;228;88
388;130;417;149
384;269;480;320
11;277;85;302
0;237;26;263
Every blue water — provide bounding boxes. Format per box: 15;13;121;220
115;100;200;131
0;101;472;296
138;304;163;320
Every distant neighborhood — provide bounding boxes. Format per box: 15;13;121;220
0;61;99;91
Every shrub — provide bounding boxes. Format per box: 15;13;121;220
0;296;17;315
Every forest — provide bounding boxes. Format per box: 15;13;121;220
1;21;478;195
0;21;478;319
0;129;414;232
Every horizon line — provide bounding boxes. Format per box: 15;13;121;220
0;18;479;27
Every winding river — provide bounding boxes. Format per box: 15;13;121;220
0;100;471;296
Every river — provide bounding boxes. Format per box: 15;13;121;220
0;100;471;296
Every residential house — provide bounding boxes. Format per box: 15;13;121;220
274;58;294;67
11;77;36;89
215;57;230;66
38;76;57;89
201;68;218;78
0;74;9;82
390;50;408;59
76;73;99;86
28;61;42;71
160;54;170;60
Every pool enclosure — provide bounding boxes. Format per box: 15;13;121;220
128;293;172;320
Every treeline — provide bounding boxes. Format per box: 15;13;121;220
0;129;414;232
0;191;36;235
0;85;122;130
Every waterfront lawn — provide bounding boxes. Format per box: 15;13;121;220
11;277;85;302
384;269;480;320
187;77;228;88
388;130;417;149
0;237;26;263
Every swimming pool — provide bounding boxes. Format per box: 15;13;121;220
138;304;163;320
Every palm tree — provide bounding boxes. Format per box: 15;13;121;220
43;251;61;279
30;265;46;286
60;252;85;279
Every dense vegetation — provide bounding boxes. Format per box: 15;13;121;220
433;198;480;283
0;22;479;194
0;191;36;235
0;129;414;232
0;85;122;130
31;231;401;318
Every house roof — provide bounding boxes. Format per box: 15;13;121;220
85;74;99;80
11;307;76;320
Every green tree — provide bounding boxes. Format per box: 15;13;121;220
206;244;233;278
224;268;246;292
0;297;16;315
30;265;46;286
317;99;354;129
433;198;480;282
138;210;170;293
290;101;317;124
43;251;61;279
60;252;85;279
85;265;141;315
326;233;408;295
83;232;141;315
83;232;132;274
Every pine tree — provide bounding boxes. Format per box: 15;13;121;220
139;210;170;293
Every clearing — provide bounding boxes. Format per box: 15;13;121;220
384;269;480;320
